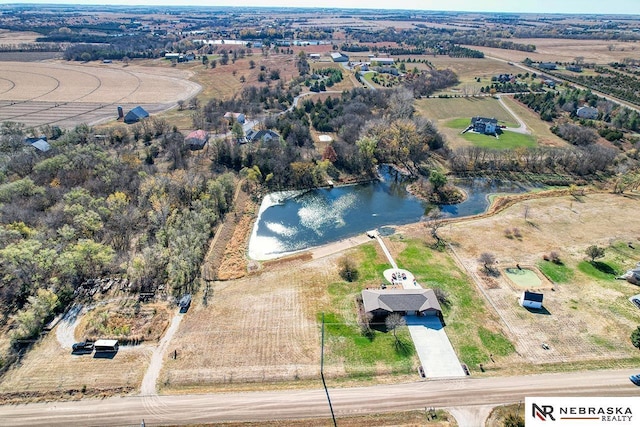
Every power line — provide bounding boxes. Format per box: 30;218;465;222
321;312;337;427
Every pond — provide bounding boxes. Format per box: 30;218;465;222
248;166;536;260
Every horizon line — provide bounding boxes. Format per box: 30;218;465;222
1;3;640;17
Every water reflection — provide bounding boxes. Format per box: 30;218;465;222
249;166;535;260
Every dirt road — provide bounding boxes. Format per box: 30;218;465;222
139;313;183;395
1;368;637;426
54;304;83;350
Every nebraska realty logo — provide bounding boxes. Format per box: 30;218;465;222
525;397;639;425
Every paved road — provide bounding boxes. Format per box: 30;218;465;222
1;368;637;426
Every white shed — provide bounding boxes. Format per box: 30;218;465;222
94;339;119;352
520;291;543;309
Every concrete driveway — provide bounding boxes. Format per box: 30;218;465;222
406;315;467;379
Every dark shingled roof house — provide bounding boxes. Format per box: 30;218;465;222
361;289;442;318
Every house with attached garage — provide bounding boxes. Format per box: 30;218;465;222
246;129;280;143
471;116;498;135
361;289;442;319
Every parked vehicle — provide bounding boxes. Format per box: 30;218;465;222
71;341;94;353
630;374;640;386
179;293;192;313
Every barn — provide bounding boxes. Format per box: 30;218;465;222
330;52;349;62
520;291;544;309
25;136;51;152
124;106;149;124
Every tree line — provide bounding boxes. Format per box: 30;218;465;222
449;145;617;177
515;87;640;135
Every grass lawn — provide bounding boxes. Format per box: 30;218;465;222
321;311;415;373
577;260;620;281
461;130;537;149
416;97;517;126
321;243;416;377
445;117;472;129
537;260;574;284
393;239;515;368
321;238;517;375
363;72;381;88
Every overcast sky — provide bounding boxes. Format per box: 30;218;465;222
3;0;640;15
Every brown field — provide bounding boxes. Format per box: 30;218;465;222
159;257;331;391
0;59;201;128
188;53;302;102
425;56;517;94
410;191;640;368
0;30;40;45
0;326;152;395
476;38;640;64
499;96;567;147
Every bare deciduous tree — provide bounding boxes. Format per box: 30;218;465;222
433;287;451;308
385;313;406;344
479;252;496;273
424;208;447;248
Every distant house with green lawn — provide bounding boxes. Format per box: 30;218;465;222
471;116;498;134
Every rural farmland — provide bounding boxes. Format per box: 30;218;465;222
0;61;201;127
0;3;640;427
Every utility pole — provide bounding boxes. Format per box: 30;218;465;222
321;313;337;427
